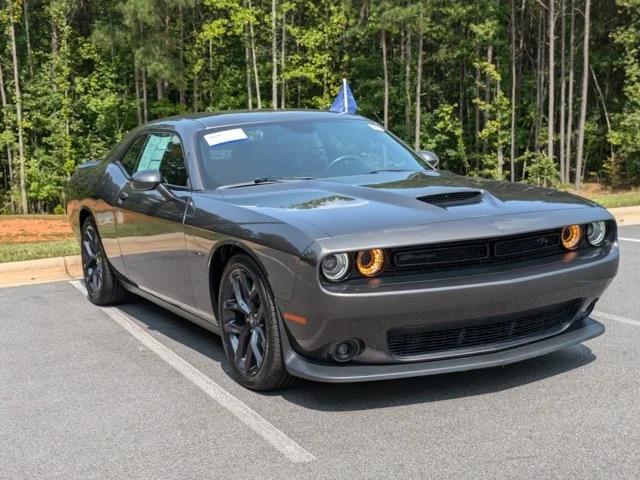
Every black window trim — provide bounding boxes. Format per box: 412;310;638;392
114;133;148;178
114;128;192;191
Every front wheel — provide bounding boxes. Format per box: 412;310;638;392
218;254;293;390
81;218;128;306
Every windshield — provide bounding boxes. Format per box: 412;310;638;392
195;119;431;188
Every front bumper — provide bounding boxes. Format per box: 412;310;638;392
277;242;618;365
283;317;604;383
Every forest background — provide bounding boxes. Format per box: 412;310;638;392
1;0;640;214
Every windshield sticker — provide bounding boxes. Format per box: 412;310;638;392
368;123;384;132
204;128;248;147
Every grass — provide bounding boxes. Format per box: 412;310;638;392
588;191;640;209
0;239;80;263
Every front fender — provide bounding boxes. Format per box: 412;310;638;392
66;161;128;276
184;224;306;322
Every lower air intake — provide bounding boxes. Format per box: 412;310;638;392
387;300;582;357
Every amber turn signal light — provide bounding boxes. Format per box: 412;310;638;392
561;224;583;250
356;249;385;277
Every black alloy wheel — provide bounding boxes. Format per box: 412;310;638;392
218;255;292;390
82;223;104;296
80;218;128;306
222;266;267;375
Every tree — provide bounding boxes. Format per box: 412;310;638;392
7;1;27;213
381;29;389;128
0;62;14;205
271;0;278;109
0;0;638;211
574;0;590;190
547;0;555;167
509;0;517;182
280;8;287;109
610;0;640;183
414;3;423;150
248;0;261;109
565;0;576;183
559;0;566;183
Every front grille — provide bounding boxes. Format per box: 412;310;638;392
394;243;489;267
494;233;560;257
388;228;565;274
418;190;482;207
387;300;582;357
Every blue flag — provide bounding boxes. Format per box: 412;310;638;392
330;79;357;114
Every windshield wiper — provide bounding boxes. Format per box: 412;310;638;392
367;169;422;174
254;176;316;183
252;177;277;184
221;176;316;189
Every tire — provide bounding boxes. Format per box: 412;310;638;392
218;254;294;391
80;217;128;306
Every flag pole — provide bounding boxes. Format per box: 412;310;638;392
343;78;348;113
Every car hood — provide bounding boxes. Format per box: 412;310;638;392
216;170;597;238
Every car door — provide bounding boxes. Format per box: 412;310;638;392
115;131;196;309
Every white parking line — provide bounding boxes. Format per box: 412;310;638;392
619;237;640;244
69;280;316;463
593;310;640;327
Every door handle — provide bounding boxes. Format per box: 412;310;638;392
118;191;129;203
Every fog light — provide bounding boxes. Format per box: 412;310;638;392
331;339;361;363
561;224;583;250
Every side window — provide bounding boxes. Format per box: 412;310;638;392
118;135;148;175
160;136;189;187
136;133;189;187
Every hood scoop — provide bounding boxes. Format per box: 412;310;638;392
417;190;483;207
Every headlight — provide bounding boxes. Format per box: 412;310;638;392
356;249;385;277
561;224;583;250
321;253;350;282
586;221;607;247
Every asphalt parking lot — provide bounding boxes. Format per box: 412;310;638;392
2;226;640;479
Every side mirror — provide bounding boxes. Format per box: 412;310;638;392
131;169;161;191
418;151;440;170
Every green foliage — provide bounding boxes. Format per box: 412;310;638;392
520;150;559;188
589;189;640;208
0;239;79;263
601;153;625;188
420;103;467;172
0;0;639;213
610;0;640;184
476;89;510;180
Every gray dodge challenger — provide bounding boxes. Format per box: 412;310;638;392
67;110;619;390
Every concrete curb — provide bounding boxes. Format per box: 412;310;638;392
0;205;639;288
608;206;640;228
0;255;82;287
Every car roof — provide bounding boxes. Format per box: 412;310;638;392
145;109;370;130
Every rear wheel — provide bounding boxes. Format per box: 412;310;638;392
81;218;127;306
218;254;293;390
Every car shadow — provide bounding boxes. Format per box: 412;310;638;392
277;346;596;412
118;293;597;412
117;297;228;364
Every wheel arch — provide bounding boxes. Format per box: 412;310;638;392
208;240;270;311
79;207;94;228
71;206;95;242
